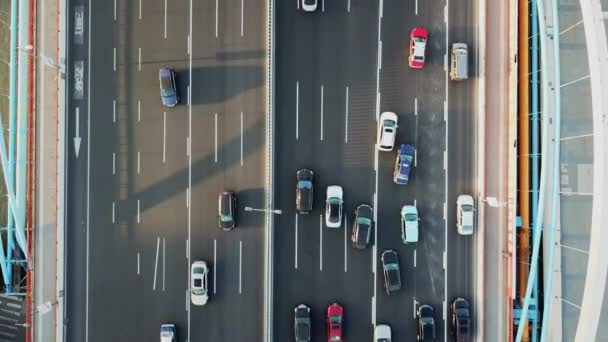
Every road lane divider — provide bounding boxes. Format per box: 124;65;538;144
295;214;298;269
153;237;160;290
163;238;166;291
239;241;243;294
137;151;140;174
213;239;217;293
112;152;115;175
163;112;166;163
138;47;141;71
345;86;349;143
319;214;323;270
138;99;141;122
241;112;244;166
344;215;348;272
214;112;218;162
320;85;324;141
164;0;167;38
137;252;140;275
112;202;115;223
296;81;299;140
113;99;116;123
413;298;418;318
414;249;417;267
137;199;140;224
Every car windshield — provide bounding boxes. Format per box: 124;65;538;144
357;217;371;225
405;213;418;221
298;180;312;189
193;266;205;274
401;154;413;164
385;263;398;271
461;204;474;212
297;323;310;337
329;203;340;218
383;120;395;128
414;36;426;43
329;315;342;323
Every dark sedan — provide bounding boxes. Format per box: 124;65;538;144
294;304;311;342
451;298;471;342
296;169;314;214
417;304;436;341
351;204;373;249
159;68;178;107
218;191;237;230
381;250;401;294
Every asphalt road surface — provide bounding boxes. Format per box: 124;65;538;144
65;0;267;341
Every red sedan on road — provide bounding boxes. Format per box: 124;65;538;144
326;302;344;341
408;27;428;68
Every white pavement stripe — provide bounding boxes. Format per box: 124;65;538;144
322;0;325;12
443;202;447;220
139;0;142;20
186;188;190;208
163;238;166;291
214;112;218;162
113;47;116;71
153;237;160;290
163;112;166;163
138;100;141;122
378;41;382;69
137;151;140;174
415;148;418;167
443;300;447;320
239;241;243;294
415;0;418;15
443;150;446;170
86;2;92;337
113;99;116;123
347;0;351;12
414;249;417;267
413;298;417;318
296;82;299;140
319;214;323;270
443;251;447;269
295;214;298;269
186;239;189;259
345;86;349;143
213;239;217;294
112;201;115;223
114;0;116;21
187;36;190;55
414;97;418;116
371;296;376;325
320;85;324;141
138;47;141;71
240;112;243;166
112;152;115;175
186;137;190;157
164;0;167;38
137;199;140;223
137;252;140;275
215;0;218;38
241;0;244;37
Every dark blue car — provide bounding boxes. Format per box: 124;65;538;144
159;68;178;107
393;144;415;185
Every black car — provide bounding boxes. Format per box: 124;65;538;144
351;204;373;249
381;250;401;294
218;191;237;230
451;298;471;342
296;169;314;214
417;304;436;341
294;304;311;342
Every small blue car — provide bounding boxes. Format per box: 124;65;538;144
159;68;178;107
393;144;415;185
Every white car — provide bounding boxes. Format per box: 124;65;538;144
400;205;419;244
456;195;475;235
190;261;209;306
300;0;318;12
374;324;392;342
377;112;398;151
325;186;344;228
160;324;176;342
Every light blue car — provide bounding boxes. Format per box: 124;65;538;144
400;205;419;244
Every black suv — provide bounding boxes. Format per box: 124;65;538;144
381;250;401;294
417;304;436;341
451;298;470;342
218;191;237;230
351;204;373;249
296;169;314;214
294;304;311;342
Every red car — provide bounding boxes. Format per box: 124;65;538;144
326;302;344;341
408;27;428;68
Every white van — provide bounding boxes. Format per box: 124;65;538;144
160;324;176;342
450;43;469;81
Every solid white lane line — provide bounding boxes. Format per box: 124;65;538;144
112;152;115;175
187;36;190;55
414;97;418;116
114;0;116;21
371;296;376;325
241;0;244;37
213;239;217;293
137;252;140;275
320;85;324;141
414;249;417;267
138;47;141;71
113;47;116;71
163;238;166;291
443;150;447;169
186;188;190;208
86;2;92;336
378;41;382;69
186;137;190;157
153;237;160;290
139;0;142;20
138;100;141;122
163;112;166;163
344;215;348;272
186;239;189;259
164;0;167;38
112;201;115;223
415;148;418;167
413;298;418;318
345;86;349;143
295;214;298;269
137;151;141;174
187;85;190;105
239;241;243;294
137;199;140;223
113;99;116;123
240;112;244;166
319;214;323;270
188;0;193;336
214;112;218;162
296;82;299;140
215;0;218;38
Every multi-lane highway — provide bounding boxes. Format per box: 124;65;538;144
65;0;267;341
63;0;478;341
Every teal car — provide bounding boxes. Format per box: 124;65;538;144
400;205;419;244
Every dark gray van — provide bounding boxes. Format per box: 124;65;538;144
450;43;468;81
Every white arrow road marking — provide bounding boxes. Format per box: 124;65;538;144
74;107;82;157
